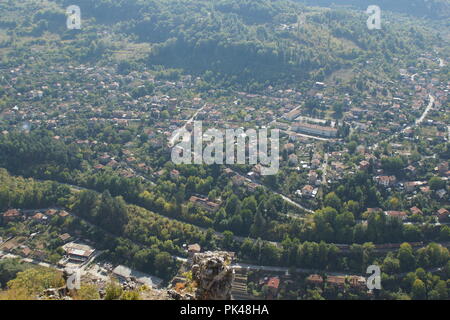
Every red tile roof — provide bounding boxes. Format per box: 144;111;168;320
267;277;280;289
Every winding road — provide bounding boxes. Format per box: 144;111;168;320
416;94;435;125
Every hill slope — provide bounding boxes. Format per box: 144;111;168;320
0;0;448;91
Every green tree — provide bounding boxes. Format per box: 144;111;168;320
76;284;100;300
429;177;445;191
7;267;64;296
154;252;173;276
411;279;426;300
398;243;415;272
0;259;29;289
324;192;342;211
223;230;234;248
120;290;141;300
104;280;123;300
96;191;129;235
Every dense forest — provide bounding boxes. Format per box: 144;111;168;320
1;0;443;91
297;0;450;19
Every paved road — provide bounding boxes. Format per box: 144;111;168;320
232;262;446;278
231;168;314;214
322;152;329;185
371;94;435;151
5;206;449;280
280;128;332;142
33;180;267;246
2;248;444;282
232;262;346;276
168;105;205;147
276;192;314;214
0;251;62;271
416;94;435;125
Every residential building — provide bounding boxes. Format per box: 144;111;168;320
189;196;220;213
292;122;338;137
385;211;408;220
64;243;95;263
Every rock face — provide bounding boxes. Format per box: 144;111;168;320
168;289;194;300
191;251;234;300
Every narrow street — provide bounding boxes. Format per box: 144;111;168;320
416;94;435;125
168;105;205;147
322;152;329;185
371;94;435;151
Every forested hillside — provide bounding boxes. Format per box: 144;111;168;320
297;0;450;19
0;0;444;91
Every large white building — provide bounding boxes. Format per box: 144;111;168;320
63;242;95;263
292;122;338;137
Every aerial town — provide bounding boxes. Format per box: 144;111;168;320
0;0;448;305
